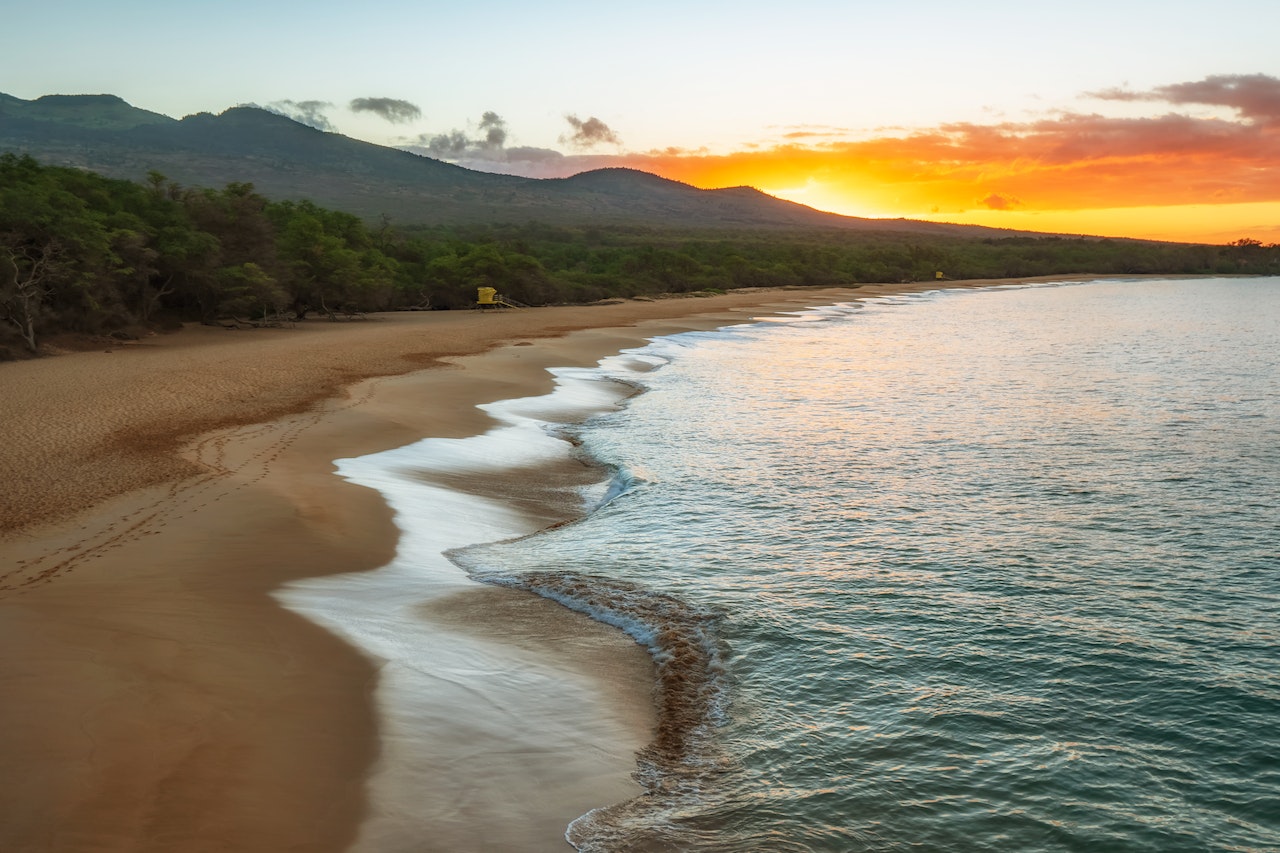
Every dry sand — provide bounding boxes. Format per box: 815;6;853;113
0;278;1073;852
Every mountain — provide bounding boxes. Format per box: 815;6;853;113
0;93;174;130
1;93;1018;236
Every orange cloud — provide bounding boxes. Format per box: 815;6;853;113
619;112;1279;209
596;74;1280;241
981;193;1022;211
427;74;1280;242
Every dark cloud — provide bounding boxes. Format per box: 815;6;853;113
414;130;470;157
1090;74;1280;123
478;111;507;149
561;114;621;149
405;111;509;159
261;100;336;132
349;97;422;124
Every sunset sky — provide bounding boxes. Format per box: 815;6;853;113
5;0;1279;243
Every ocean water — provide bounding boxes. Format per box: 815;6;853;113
451;277;1280;851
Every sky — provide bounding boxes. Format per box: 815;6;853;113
5;0;1280;244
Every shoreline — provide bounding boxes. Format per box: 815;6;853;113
0;276;1109;851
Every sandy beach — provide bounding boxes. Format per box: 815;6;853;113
0;278;1068;852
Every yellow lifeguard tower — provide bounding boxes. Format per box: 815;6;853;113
476;287;528;309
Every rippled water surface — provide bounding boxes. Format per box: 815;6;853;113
464;278;1280;852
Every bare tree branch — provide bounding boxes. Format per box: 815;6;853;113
1;239;63;353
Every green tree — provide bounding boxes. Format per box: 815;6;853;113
215;262;287;320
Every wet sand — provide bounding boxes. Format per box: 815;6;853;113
0;278;1074;851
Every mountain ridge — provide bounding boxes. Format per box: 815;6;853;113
1;92;1031;237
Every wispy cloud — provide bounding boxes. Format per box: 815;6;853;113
773;123;856;141
257;99;336;132
349;96;422;124
1089;73;1280;123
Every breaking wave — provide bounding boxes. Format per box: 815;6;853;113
474;568;732;851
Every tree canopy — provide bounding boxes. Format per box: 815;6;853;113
2;153;1277;358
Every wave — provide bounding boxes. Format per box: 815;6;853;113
592;465;651;509
443;306;901;846
474;568;732;852
438;332;762;849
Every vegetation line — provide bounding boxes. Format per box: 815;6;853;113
3;153;1277;358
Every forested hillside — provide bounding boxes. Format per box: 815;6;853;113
3;153;1277;358
0;94;1006;234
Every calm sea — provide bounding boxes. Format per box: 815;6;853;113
456;277;1280;852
